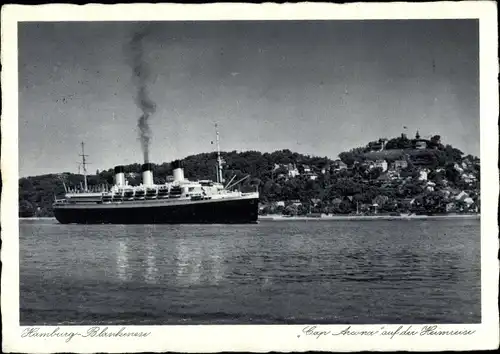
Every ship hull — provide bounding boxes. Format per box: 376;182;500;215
53;197;259;224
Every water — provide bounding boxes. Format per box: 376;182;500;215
20;218;480;325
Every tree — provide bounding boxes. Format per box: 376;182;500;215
338;152;356;166
445;163;460;184
369;167;383;180
19;200;35;217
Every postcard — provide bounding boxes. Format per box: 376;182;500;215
1;2;498;352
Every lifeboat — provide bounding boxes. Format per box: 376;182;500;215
169;185;182;198
134;189;145;200
145;187;158;200
123;189;134;201
112;190;124;201
157;187;169;199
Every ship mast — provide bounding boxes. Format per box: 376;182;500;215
79;141;89;192
215;123;223;183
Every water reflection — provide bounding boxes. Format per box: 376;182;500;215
116;239;130;282
144;236;158;284
174;235;227;286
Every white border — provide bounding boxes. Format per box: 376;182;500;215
2;2;498;352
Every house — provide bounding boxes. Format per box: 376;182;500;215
287;163;300;178
418;170;428;181
374;159;388;172
393;159;408;169
413;131;428;149
299;164;318;180
425;181;436;192
333;160;348;171
387;170;401;180
368;138;388;152
453;163;464;173
462;173;477;184
415;140;428;149
463;197;474;205
455;191;469;201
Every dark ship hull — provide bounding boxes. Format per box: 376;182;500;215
54;197;258;224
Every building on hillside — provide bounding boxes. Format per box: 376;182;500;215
368;138;388;152
453;163;465;173
374;159;388;172
300;165;318;180
462;173;477;184
425;181;436;192
333;160;348;171
418;170;428;181
413;131;429;150
415;140;428;149
455;191;469;201
287;163;300;178
386;170;401;180
392;159;408;170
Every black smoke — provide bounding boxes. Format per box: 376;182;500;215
130;29;156;163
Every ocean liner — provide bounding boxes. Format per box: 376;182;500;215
53;132;259;224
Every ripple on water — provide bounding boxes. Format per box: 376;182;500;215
20;219;481;324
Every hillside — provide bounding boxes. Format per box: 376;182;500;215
18;134;480;217
19;149;332;217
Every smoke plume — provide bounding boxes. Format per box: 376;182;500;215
130;29;156;163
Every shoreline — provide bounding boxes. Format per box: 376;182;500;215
19;215;480;222
19;217;56;220
258;214;480;221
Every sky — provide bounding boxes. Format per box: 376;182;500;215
18;20;479;177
